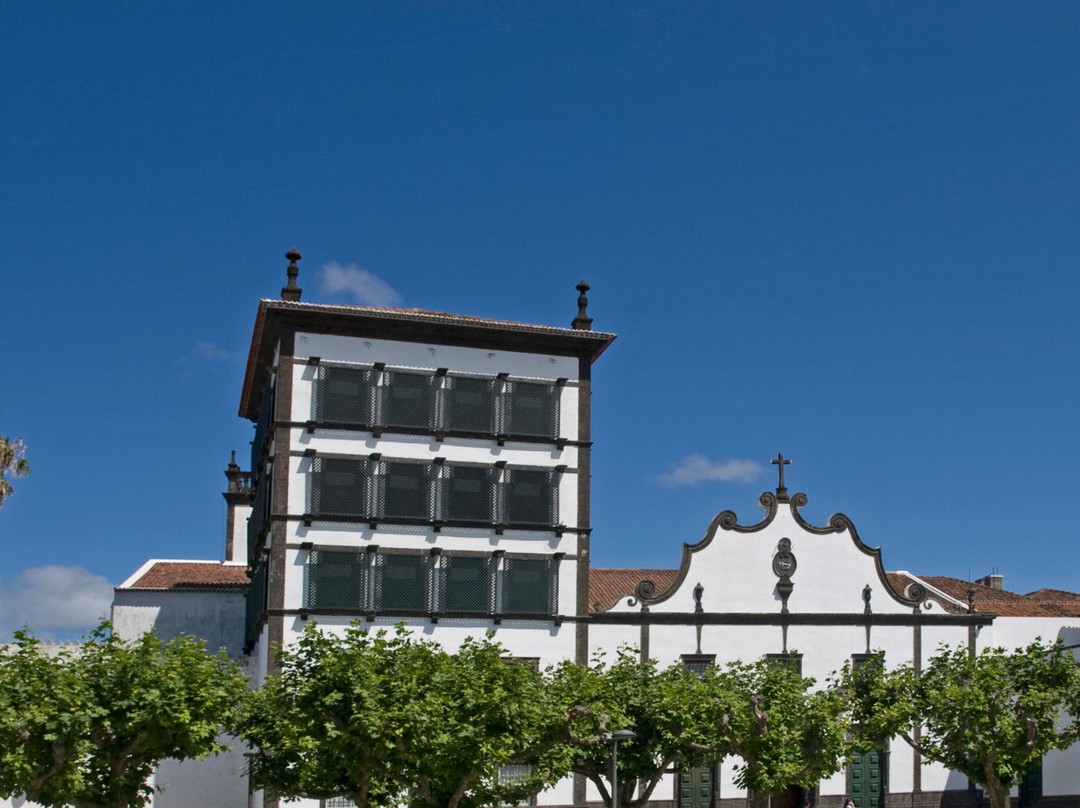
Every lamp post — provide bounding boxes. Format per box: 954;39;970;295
608;729;637;808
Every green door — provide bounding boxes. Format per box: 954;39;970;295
847;750;882;808
678;765;714;808
1019;758;1042;808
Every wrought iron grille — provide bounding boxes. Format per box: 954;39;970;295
440;465;496;523
379;371;435;430
501;468;557;526
501;558;556;615
314;365;374;425
374;553;429;613
442;375;496;433
439;555;494;613
309;457;373;518
306;549;368;609
501;381;558;439
377;461;432;521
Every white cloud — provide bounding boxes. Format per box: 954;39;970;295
176;341;240;366
656;455;764;487
0;566;113;640
319;262;402;307
191;341;236;361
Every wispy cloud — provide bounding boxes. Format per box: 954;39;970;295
319;262;402;307
656;455;764;487
192;341;236;361
0;565;113;640
176;341;241;366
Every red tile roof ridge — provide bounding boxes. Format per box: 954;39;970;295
117;560;250;592
258;298;617;339
589;568;679;613
905;575;1080;617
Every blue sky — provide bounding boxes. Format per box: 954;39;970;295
2;3;1078;639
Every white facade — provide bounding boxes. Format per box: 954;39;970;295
98;270;1080;808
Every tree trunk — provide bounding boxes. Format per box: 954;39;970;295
747;790;771;808
983;778;1011;808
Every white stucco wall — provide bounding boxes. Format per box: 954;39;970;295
112;588;247;657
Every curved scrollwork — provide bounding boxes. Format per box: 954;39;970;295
713;492;779;535
904;583;926;602
627;579;657;607
829;513;851;531
790;496;854;536
717;510;740;530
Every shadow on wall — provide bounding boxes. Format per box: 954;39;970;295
1058;626;1080;660
944;769;969;791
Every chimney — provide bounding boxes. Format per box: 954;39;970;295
222;450;254;564
976;573;1004;591
571;280;593;330
281;248;302;302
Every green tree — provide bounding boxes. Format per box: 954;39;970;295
242;624;561;808
849;641;1080;808
0;623;248;808
542;650;718;808
701;658;854;808
0;436;30;510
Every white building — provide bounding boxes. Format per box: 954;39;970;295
105;250;1080;808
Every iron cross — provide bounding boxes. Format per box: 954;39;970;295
771;453;791;498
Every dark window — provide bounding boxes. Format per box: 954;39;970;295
502;469;556;526
764;653;803;675
444;376;495;433
441;556;492;613
681;654;716;678
307;550;367;609
503;381;558;439
441;465;495;523
376;554;428;612
381;371;434;430
502;558;554;614
315;366;374;425
309;458;372;518
379;462;430;520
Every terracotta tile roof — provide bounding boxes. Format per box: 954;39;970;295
884;572;965;613
589;569;679;613
119;561;250;592
262;299;618;342
896;575;1080;618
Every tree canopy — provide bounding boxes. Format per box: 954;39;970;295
848;640;1080;808
0;436;30;511
241;624;561;808
0;623;249;808
542;650;716;808
701;657;855;808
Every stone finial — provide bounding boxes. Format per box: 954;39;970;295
571;280;593;331
281;248;303;302
224;450;246;494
